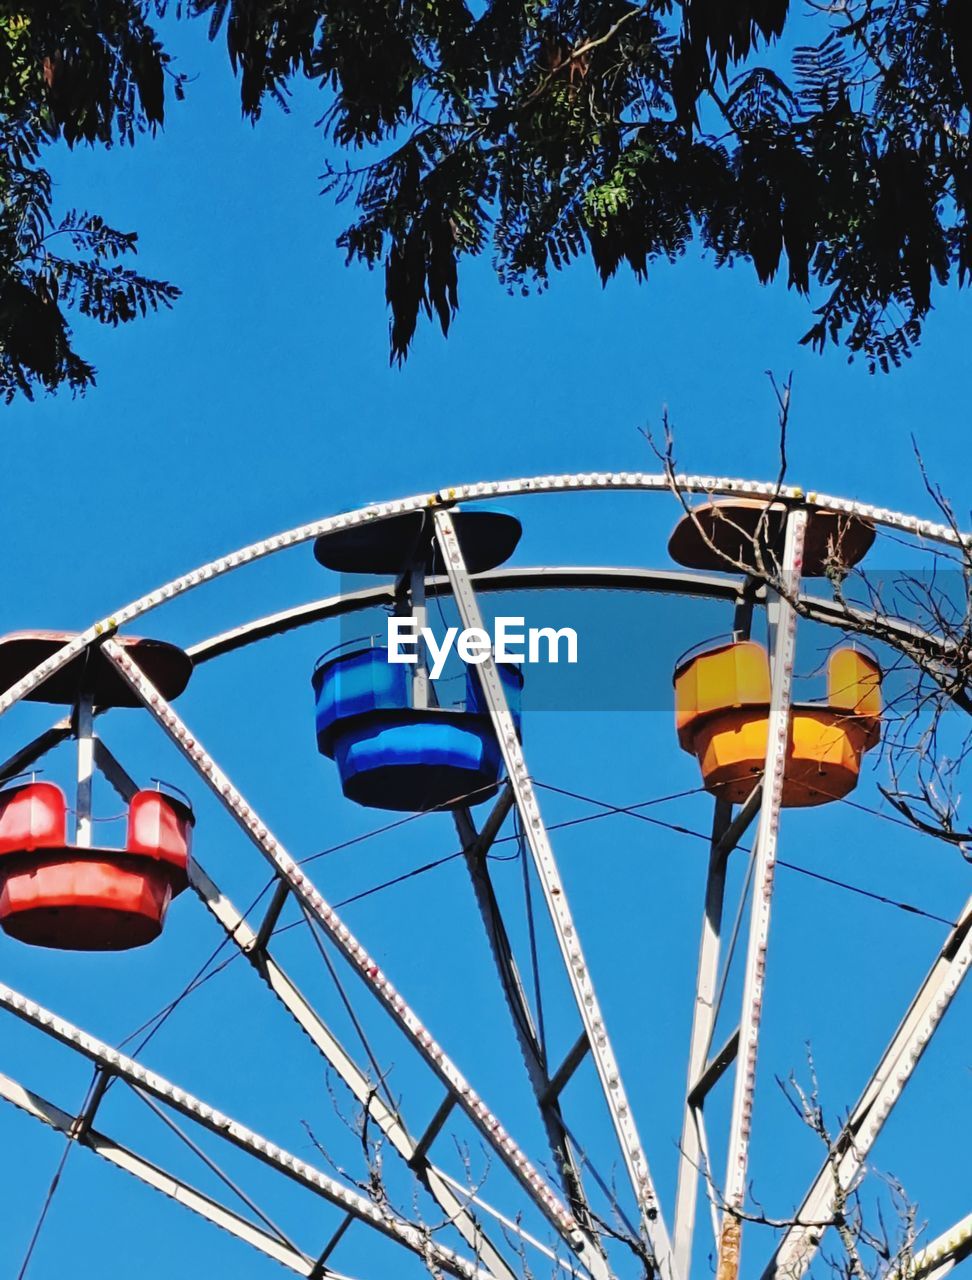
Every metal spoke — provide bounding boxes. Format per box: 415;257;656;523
434;506;676;1279
100;638;601;1270
0;472;965;728
761;893;972;1280
188;860;518;1280
0;475;966;1280
0;980;496;1280
674;797;736;1275
452;800;604;1262
906;1213;972;1280
0;1068;351;1279
0;717;72;783
718;509;807;1280
673;773;763;1278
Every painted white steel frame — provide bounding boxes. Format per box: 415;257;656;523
0;1070;343;1279
761;892;972;1280
189;858;520;1280
0;475;968;1280
451;798;603;1255
97;638;604;1272
1;471;966;726
433;507;676;1280
0;981;496;1280
672;786;763;1278
181;537;966;1280
716;510;808;1280
184;568;956;675
907;1214;972;1280
77;737;520;1279
672;578;760;1280
0;691;583;1271
0;562;763;1280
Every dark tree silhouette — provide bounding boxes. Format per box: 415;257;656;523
200;0;972;368
3;1;972;394
0;5;180;402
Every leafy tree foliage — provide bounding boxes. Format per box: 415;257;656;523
0;6;179;401
3;1;972;395
196;0;972;370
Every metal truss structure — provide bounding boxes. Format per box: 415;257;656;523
0;473;968;1280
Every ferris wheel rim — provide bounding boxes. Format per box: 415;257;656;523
1;478;969;1280
0;470;966;727
183;566;954;671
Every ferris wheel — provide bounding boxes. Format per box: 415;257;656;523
0;473;968;1280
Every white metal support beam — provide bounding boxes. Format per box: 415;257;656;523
183;567;949;678
676;793;737;1280
718;508;807;1280
0;1068;357;1279
189;859;518;1280
92;736;139;802
674;796;733;1278
0;474;967;734
410;564;430;711
761;893;972;1280
673;780;762;1279
452;802;604;1262
451;801;535;1059
905;1214;972;1280
74;692;95;847
433;505;677;1280
100;639;599;1271
0;717;72;783
0;980;496;1280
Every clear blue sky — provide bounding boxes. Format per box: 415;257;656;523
0;12;970;1280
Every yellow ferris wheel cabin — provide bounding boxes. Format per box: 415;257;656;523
674;640;882;807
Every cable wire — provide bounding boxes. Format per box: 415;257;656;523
15;1068;101;1280
131;1087;300;1251
114;781;521;1071
534;781;958;928
15;1134;73;1280
299;779;519;868
774;858;956;926
297;902;400;1116
118;876;275;1056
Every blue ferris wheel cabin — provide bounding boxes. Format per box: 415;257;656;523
312;504;525;812
313;645;523;812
